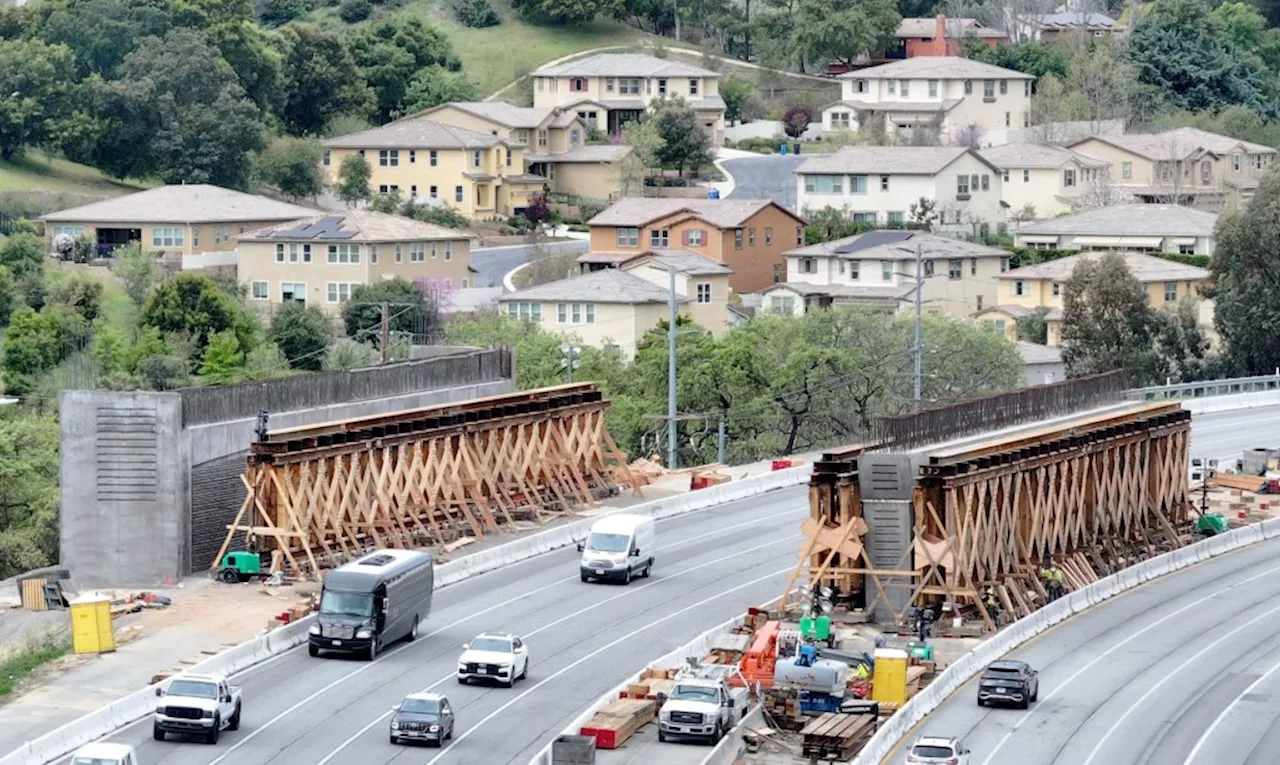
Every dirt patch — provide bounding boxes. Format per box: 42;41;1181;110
0;610;69;661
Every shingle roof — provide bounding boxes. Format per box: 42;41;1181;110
839;56;1033;80
895;17;1006;38
786;230;1008;260
1159;127;1275;156
1039;11;1115;30
535;53;719;78
758;282;916;300
324;119;509;150
1000;251;1209;283
828;98;964;114
1013;204;1218;237
40;184;320;224
796;146;991;175
499;267;685;304
1071;132;1227;162
978;142;1109;169
620;249;732;276
587;198;803;228
426;101;554;129
525;145;633;164
1016;341;1063;365
241;210;474;243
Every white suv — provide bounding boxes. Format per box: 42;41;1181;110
457;633;529;687
906;736;971;764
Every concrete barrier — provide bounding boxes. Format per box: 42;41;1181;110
8;467;810;765
853;517;1280;765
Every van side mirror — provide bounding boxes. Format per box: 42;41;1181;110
632;548;640;556
462;642;470;650
155;687;163;697
576;541;584;552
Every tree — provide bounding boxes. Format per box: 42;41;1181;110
782;104;811;140
276;25;374;136
268;301;332;370
342;278;437;341
1063;38;1142;129
803;206;868;244
650;97;713;176
256;0;309;26
0;411;60;579
254;135;323;199
510;0;624;23
963;39;1069;80
0;266;15;327
205;19;283;113
1016;306;1050;344
720;74;763;125
39;0;175;78
1209;167;1280;374
140;273;243;352
337;153;372;206
909;198;938;228
1060;253;1168;384
346;17;461;122
338;0;371;21
0;40;79;160
242;341;290;380
199;329;244;383
48;272;103;321
402;67;480;114
321;338;379;370
1;306;83;395
451;0;501;27
111;242;164;306
793;0;899;70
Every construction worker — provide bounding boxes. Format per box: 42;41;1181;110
981;587;1002;624
914;606;935;643
1040;560;1066;602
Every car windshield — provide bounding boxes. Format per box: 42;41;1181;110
72;759;122;765
167;680;218;698
586;532;630;553
670;684;719;702
912;745;956;758
320;590;374;618
469;638;512;652
400;698;440;714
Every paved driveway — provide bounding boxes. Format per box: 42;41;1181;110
723;155;806;209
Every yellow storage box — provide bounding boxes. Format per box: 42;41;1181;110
871;648;909;705
70;592;116;655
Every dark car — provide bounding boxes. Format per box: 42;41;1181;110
977;660;1039;709
389;693;455;746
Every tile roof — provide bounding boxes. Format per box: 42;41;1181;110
525;145;633;164
978;142;1109;169
241;210;474;243
619;248;732;276
786;230;1008;260
324;119;508;150
796;146;988;175
1013;204;1218;237
1016;341;1063;365
587;198;803;228
999;251;1209;283
535;53;719;78
839;56;1034;80
895;17;1006;37
498;267;685;304
40;184;320;224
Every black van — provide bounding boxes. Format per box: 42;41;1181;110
309;549;434;661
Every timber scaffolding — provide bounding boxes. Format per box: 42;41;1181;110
214;383;638;579
787;372;1195;631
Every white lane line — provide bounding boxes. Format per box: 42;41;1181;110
313;535;800;764
1183;653;1280;765
1080;600;1280;765
422;565;794;765
978;559;1280;765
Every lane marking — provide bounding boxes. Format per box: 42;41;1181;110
976;558;1280;765
1183;653;1280;765
313;535;801;764
422;565;794;765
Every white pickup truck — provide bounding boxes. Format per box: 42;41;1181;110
153;673;242;744
657;664;749;745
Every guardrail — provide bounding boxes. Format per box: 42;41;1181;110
852;512;1280;764
1128;372;1280;401
5;465;811;765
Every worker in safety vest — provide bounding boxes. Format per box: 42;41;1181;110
1039;561;1065;602
981;587;1002;623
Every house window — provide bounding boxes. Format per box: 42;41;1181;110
831;111;851;129
430;150;438;167
991;319;1006;334
800;257;816;274
571;130;581;146
394;244;402;263
774;263;783;283
804;175;844;194
472;150;482;168
765;227;773;245
151;227;184;248
881;261;892;282
409;150;416;164
1001;169;1009;183
327;244;360;264
1064;169;1076;187
444;242;452;261
370;245;379;264
192;228;201;247
379;149;399;167
1005;112;1011;127
1000;79;1007;95
696;283;711;303
770;296;796;314
505;149;512;167
557;302;596;324
957;175;970;195
322;151;330;166
1014;280;1026;296
1052;282;1060;297
650;229;669;247
887;212;905;226
689;78;699;95
617;228;639;247
748;228;756;246
538;130;548;147
326;282;355;304
887;80;896;94
1000;256;1009;272
849;175;868;194
53;225;85;238
275;244;284;263
378;185;399;194
619;78;641;95
923;259;934;276
948;259;962;280
876;174;889;192
976;294;983;311
796;227;804;245
658;78;667;95
981;174;990;191
507;301;542;321
1024;81;1030;96
430;185;438;199
410;242;425;262
734;229;743;250
900;80;910;97
983;80;995;99
410;185;417;198
571;77;587;92
282;283;306;304
1179;243;1196;255
455;186;463;203
251;281;268;300
964;80;973;95
852;212;876;224
1232;154;1242;171
687;229;705;246
928;79;938;98
1165;282;1178;302
1023;169;1030;183
288;243;302;263
605;77;615;92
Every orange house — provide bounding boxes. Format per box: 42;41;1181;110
581;198;806;294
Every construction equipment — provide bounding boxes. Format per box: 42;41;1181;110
216;551;269;584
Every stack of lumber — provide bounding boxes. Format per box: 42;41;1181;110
628;456;667;487
1060;554;1099;591
1211;473;1267;493
764;687;806;731
801;713;877;761
621;679;675;700
579;698;656;749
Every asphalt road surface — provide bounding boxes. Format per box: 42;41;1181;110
470;240;588;288
1188;404;1280;465
723;155;805;209
93;489;805;765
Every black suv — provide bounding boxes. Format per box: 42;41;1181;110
977;660;1039;709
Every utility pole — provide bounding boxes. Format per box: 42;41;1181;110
667;264;678;470
380;302;390;365
717;420;726;465
559;343;581;382
913;245;923;404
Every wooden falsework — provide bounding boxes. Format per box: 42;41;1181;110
792;403;1193;628
214;384;639;578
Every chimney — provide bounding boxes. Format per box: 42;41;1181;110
935;15;948;56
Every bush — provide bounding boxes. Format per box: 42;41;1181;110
576;198;608;222
729;137;779;154
339;0;372;21
405;203;470;229
451;0;500;27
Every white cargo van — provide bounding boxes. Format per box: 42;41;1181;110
577;514;655;584
70;743;140;765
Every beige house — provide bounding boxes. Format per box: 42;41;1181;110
1070;127;1276;210
978;143;1110;220
415;102;632;200
531;54;726;145
615;250;731;336
825;57;1033;142
1012;204;1218;256
976;251;1210;346
759;229;1010;318
238;210;474;316
322;120;547;220
40;184;318;259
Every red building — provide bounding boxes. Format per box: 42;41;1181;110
895;15;1008;57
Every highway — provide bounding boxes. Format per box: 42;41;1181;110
1188;404;1280;465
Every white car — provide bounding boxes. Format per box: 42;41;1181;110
457;633;529;687
906;736;971;764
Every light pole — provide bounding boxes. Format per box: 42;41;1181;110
667;264;678;469
559;343;581;382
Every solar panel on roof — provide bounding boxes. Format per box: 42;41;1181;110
833;229;914;254
269;215;356;240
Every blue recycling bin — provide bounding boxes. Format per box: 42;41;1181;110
707;189;720;199
779;143;788;155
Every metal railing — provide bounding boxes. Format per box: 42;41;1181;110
1127;372;1280;401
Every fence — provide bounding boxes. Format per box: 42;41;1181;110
1128;372;1280;401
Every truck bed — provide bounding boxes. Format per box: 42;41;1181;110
593;720;720;765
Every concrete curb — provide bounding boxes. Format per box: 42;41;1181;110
5;466;809;765
1183;390;1280;415
851;514;1280;765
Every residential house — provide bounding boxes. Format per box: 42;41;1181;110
322;120;546;220
1017;341;1064;386
580;198;806;294
40;184;319;259
414;102;632;200
617;249;731;335
825;57;1033;142
1035;12;1117;40
1070;127;1277;210
794;146;1006;231
976;251;1211;345
758;229;1010;317
1012;204;1218;256
978;142;1110;219
893;16;1008;58
238;210;474;316
530;54;726;145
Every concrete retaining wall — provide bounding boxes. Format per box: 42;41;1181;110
1182;389;1280;415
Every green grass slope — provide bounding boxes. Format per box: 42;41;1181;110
0;151;148;195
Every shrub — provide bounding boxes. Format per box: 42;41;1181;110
405;203;470;229
451;0;500;27
339;0;372;21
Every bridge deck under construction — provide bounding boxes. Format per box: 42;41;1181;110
214;383;637;578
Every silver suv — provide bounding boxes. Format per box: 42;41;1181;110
906;736;971;764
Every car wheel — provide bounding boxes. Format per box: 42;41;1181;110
1018;697;1030;710
580;572;590;582
229;703;241;731
367;641;378;662
153;725;165;742
708;722;722;746
659;730;667;743
458;675;468;684
446;723;453;740
642;560;652;578
309;645;319;657
520;659;528;680
407;615;419;642
1031;688;1039;703
219;568;239;584
207;718;220;744
623;568;631;585
390;735;398;745
976;697;985;707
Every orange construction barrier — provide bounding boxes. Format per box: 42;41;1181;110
740;620;779;688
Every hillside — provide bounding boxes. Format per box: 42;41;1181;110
0;152;147;195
